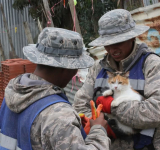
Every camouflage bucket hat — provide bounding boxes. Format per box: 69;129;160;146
89;9;150;47
23;27;94;69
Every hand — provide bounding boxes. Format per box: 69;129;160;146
90;113;116;138
79;113;91;134
90;113;107;129
80;101;104;134
96;96;114;113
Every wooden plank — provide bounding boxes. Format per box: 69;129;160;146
68;0;82;35
42;0;54;27
38;19;43;32
0;3;18;58
141;0;144;6
0;38;5;61
23;22;34;44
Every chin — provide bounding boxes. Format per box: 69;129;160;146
114;59;121;62
112;57;123;62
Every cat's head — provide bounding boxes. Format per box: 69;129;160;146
107;71;130;91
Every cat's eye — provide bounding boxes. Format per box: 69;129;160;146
118;82;122;84
111;81;114;84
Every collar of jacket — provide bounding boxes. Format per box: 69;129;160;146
100;42;149;72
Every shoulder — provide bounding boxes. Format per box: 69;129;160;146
31;102;83;149
144;53;160;68
88;59;103;76
143;53;160;76
138;43;160;69
41;102;81;126
91;59;102;70
31;102;81;139
145;53;160;62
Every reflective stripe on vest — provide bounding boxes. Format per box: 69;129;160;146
0;132;21;150
0;94;86;150
95;53;151;94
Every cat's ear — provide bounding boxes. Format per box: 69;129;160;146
124;71;129;78
107;71;114;78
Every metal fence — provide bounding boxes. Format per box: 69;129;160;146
143;0;159;6
0;0;39;63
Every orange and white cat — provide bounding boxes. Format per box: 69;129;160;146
103;71;144;135
103;71;144;107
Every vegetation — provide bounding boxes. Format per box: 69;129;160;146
12;0;143;45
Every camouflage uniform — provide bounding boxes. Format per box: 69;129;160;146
73;43;160;150
5;73;111;150
74;9;160;150
3;27;111;150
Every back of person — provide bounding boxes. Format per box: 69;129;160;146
0;27;111;150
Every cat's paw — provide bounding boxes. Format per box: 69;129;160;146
111;100;121;107
103;90;113;97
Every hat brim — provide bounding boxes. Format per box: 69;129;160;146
23;45;94;69
88;25;150;47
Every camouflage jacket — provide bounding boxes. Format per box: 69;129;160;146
5;73;111;150
73;43;160;150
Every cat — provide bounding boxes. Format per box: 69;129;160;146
102;71;144;136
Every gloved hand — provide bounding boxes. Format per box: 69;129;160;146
96;96;117;138
80;113;116;138
79;113;91;134
79;100;103;134
96;96;114;114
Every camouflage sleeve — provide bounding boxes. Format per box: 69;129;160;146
31;102;111;150
111;54;160;129
73;60;102;117
153;127;160;150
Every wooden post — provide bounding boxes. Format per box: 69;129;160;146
141;0;144;6
23;22;34;44
0;38;5;61
68;0;82;35
38;19;43;32
0;3;18;58
117;0;121;7
42;0;54;27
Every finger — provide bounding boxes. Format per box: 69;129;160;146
98;112;104;119
89;119;94;125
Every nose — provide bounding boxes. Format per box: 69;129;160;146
115;87;117;89
105;45;119;53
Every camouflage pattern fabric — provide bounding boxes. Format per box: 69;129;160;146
73;43;160;150
23;27;94;69
88;9;149;47
5;73;111;150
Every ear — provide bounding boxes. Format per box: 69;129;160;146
107;71;114;78
124;71;129;78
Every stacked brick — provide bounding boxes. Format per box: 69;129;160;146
21;61;37;73
0;58;37;106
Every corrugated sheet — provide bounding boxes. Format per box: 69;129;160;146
143;0;159;6
64;78;83;104
0;0;39;62
131;3;160;54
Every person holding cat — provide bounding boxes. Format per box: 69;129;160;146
74;9;160;150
